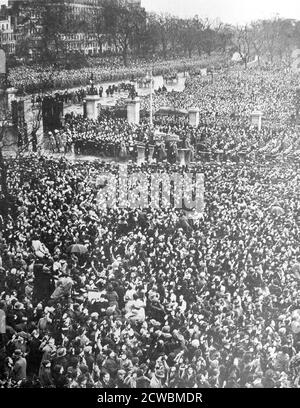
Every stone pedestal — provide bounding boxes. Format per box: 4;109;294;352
137;143;145;164
188;108;200;127
126;98;140;124
183;149;191;165
178;149;186;166
148;144;155;162
131;80;138;91
251;110;263;131
215;149;223;162
85;94;100;121
6;87;17;112
185;149;191;165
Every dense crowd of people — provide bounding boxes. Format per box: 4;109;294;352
30;82;136;111
61;116;147;157
31;89;87;108
145;64;296;124
1;60;300;389
39;64;298;163
8;55;225;94
1;155;300;388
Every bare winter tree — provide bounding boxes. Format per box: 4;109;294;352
215;23;234;54
103;0;147;66
249;21;267;64
177;17;202;59
233;25;252;68
198;18;218;57
154;13;171;59
261;19;280;63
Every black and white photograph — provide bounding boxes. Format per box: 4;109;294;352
0;0;300;399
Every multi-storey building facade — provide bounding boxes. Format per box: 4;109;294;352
125;0;141;7
3;0;143;56
0;12;19;54
59;32;114;55
8;0;141;13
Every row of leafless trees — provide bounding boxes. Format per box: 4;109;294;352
233;18;300;68
8;0;300;66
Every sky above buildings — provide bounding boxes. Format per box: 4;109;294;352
142;0;300;24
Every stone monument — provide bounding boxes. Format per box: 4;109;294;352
84;73;100;121
136;143;146;164
85;94;100;121
126;97;140;124
178;149;187;166
251;110;263;131
6;87;17;112
188;108;200;127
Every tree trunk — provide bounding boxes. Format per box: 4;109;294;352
122;48;128;67
152;44;156;56
161;39;167;59
257;54;261;65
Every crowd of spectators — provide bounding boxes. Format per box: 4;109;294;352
30;83;132;110
146;64;295;125
61;116;147;158
31;89;87;109
42;64;299;163
1;156;300;388
8;55;226;94
1;61;300;389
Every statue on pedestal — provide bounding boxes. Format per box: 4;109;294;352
87;72;97;96
129;85;138;100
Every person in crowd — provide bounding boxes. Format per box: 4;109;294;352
11;349;27;383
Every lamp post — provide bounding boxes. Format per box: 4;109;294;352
149;69;153;126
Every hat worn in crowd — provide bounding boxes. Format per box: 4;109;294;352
14;302;24;310
57;347;67;357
